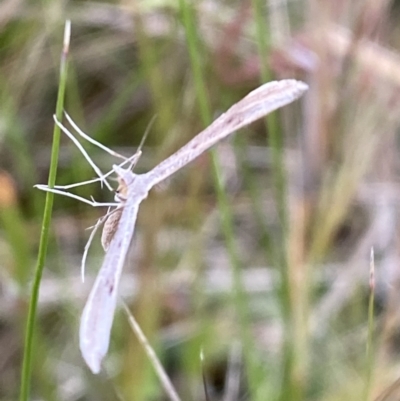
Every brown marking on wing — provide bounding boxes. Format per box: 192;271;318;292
101;208;123;251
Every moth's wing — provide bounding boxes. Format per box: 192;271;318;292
144;79;308;187
101;207;123;251
79;199;140;374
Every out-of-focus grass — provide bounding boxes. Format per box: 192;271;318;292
1;1;400;401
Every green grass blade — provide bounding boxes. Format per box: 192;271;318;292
363;247;376;401
19;20;70;401
178;0;259;397
250;2;300;399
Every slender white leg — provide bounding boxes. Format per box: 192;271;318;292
81;206;124;282
53;115;113;191
45;151;142;191
34;185;119;207
64;112;128;160
81;214;107;282
53;177;113;190
57;111;154;189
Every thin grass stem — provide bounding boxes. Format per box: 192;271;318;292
363;247;376;400
19;20;71;401
251;2;296;399
178;0;258;396
121;300;182;401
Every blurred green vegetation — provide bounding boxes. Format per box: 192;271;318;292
1;1;400;400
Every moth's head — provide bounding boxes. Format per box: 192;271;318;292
112;164;149;200
114;176;128;202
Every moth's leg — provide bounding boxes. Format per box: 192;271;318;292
64;112;128;160
36;151;141;204
63;111;156;179
51;151;143;192
34;185;119;208
53;115;113;191
81;211;110;282
81;202;124;279
52;177;112;190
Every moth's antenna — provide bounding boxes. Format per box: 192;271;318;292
128;114;158;170
139;114;157;152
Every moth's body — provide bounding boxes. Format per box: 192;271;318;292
36;79;308;374
101;178;129;251
79;169;152;373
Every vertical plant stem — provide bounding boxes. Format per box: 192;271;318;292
19;20;70;401
121;300;182;401
178;0;259;397
251;1;299;399
251;0;284;224
364;247;375;401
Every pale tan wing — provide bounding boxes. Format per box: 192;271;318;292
101;208;123;251
79;197;140;374
144;80;308;187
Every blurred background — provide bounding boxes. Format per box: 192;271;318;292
1;0;400;400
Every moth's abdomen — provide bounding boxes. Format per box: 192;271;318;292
101;208;123;251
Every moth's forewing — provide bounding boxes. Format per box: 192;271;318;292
80;201;139;373
79;170;148;374
145;79;308;187
101;177;129;251
101;208;123;251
